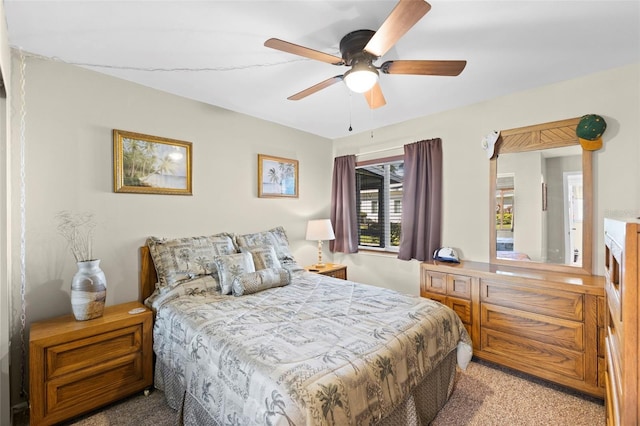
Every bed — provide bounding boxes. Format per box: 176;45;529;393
139;227;472;425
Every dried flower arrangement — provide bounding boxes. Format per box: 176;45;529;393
55;211;96;262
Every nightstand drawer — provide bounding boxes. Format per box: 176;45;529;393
46;352;145;415
46;324;143;379
326;268;347;280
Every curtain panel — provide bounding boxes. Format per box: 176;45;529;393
330;155;358;253
398;138;443;261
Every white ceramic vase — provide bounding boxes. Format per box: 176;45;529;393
71;259;107;321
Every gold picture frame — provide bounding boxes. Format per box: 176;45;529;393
257;154;299;198
113;129;192;195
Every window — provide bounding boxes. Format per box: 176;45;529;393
356;157;404;251
496;174;514;232
496;188;514;230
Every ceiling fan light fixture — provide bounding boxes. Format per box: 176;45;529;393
344;63;378;93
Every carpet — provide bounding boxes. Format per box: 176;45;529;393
49;359;604;425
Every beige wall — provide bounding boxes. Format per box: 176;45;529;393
333;63;640;293
7;56;334;404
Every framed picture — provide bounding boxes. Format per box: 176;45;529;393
257;154;299;198
113;129;192;195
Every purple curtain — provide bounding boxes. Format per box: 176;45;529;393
330;155;358;253
398;139;443;261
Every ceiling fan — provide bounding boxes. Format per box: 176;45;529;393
264;0;467;109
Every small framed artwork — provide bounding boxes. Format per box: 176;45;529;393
257;154;299;198
113;129;192;195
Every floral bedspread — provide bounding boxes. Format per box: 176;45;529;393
151;271;472;425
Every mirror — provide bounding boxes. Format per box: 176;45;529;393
490;117;593;275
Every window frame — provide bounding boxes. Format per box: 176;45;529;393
356;155;404;253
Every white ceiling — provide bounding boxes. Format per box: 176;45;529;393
4;1;639;139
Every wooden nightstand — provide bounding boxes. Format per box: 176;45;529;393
29;301;153;425
305;263;347;280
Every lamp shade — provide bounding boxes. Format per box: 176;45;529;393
306;219;335;241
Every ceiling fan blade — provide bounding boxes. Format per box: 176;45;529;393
364;82;386;109
381;60;467;76
264;38;345;65
288;75;344;101
364;0;432;57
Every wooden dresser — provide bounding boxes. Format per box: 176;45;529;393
29;301;153;425
604;218;639;425
421;260;605;398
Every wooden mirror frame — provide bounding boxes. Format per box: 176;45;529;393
489;117;593;275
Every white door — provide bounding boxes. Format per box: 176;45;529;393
564;172;583;265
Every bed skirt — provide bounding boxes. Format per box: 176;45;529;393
154;348;458;426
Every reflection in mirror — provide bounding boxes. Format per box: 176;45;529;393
490;117;593;275
496;146;582;266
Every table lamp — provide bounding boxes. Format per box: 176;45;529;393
306;219;335;268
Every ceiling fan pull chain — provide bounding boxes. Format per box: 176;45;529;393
370;92;375;140
348;90;353;132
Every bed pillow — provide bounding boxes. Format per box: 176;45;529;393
235;226;303;272
232;268;291;296
147;233;235;292
241;245;281;270
214;252;256;295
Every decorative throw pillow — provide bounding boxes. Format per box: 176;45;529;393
214;252;256;295
235;226;303;272
146;275;220;310
147;233;236;292
241;245;281;270
232;268;291;296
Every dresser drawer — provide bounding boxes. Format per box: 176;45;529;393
598;356;606;389
481;303;584;350
422;271;447;295
598;324;606;358
421;293;471;329
481;280;584;321
448;297;471;324
447;274;472;299
481;328;584;381
422;292;446;305
46;324;143;380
